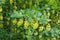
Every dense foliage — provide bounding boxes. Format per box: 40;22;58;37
0;0;60;40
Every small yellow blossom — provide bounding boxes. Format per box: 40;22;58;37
7;17;10;20
33;23;38;29
52;37;56;40
45;22;48;24
39;26;44;32
39;35;43;39
6;13;8;16
17;19;23;27
28;29;31;35
57;20;60;23
52;10;55;14
24;21;29;29
7;21;9;26
29;1;32;6
11;28;17;33
34;31;38;36
31;19;35;27
22;4;26;8
14;5;17;10
48;12;50;16
10;0;13;4
20;12;23;15
0;14;3;20
0;24;3;28
27;38;30;40
44;12;46;16
22;34;26;39
25;1;28;4
47;37;51;40
35;0;39;3
0;7;2;12
56;13;58;16
17;29;20;33
2;0;6;2
12;19;17;25
46;23;51;31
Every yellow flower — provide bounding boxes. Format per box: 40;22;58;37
56;13;58;16
6;13;8;16
27;29;31;35
20;12;23;15
29;1;32;6
24;21;29;29
22;34;26;39
45;22;48;24
0;24;3;28
2;0;6;2
35;0;39;3
39;26;44;32
57;20;60;23
31;19;35;26
52;37;56;40
34;31;38;36
0;14;3;20
12;19;17;25
33;23;38;29
27;38;30;40
22;4;26;8
7;17;10;20
7;21;9;26
17;19;23;27
17;29;20;33
10;0;13;4
47;37;50;40
25;1;28;4
39;35;42;39
44;12;46;16
11;28;17;33
0;7;2;12
48;12;50;16
46;23;51;31
53;20;56;22
52;10;55;14
14;5;17;10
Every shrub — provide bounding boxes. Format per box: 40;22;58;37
0;0;60;40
